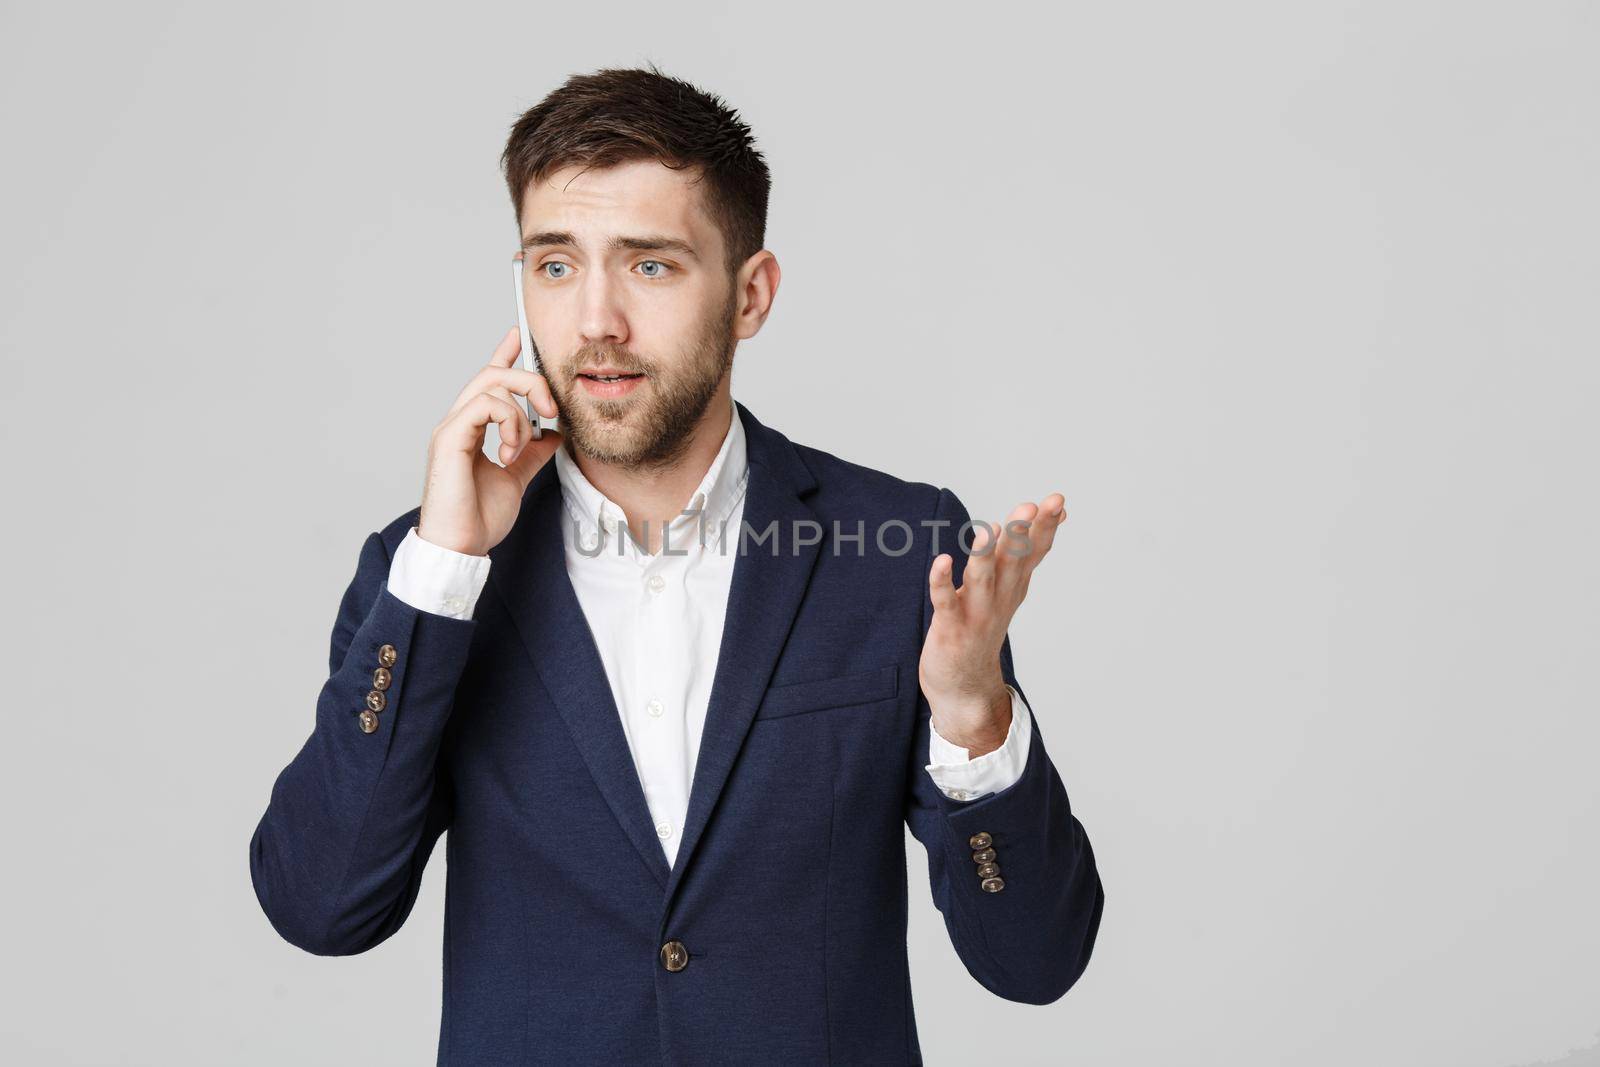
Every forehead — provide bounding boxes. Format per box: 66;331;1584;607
519;159;717;250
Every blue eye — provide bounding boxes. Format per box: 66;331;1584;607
540;260;671;279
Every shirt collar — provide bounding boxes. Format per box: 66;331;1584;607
553;393;747;556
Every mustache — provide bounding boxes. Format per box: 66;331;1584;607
570;349;650;376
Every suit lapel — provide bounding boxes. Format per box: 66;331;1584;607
487;401;821;905
487;462;673;890
663;402;820;905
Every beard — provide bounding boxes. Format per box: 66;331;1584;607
550;285;737;473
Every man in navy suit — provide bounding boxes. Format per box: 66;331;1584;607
250;65;1102;1065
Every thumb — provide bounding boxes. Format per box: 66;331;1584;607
505;427;563;491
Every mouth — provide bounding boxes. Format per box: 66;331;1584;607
577;371;645;398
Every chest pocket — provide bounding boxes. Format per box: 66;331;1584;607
755;664;899;721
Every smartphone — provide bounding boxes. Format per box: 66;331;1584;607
512;253;547;439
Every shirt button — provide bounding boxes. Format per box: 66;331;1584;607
442;595;467;613
656;822;673;839
646;574;666;594
646;698;664;718
948;788;969;800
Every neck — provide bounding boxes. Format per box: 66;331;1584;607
567;388;734;555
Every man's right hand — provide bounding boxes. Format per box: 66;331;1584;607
417;326;563;557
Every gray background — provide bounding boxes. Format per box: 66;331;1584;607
2;1;1596;1064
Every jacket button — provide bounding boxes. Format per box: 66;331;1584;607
372;667;392;691
358;709;380;734
660;940;689;972
378;644;397;668
365;689;387;713
976;862;1001;879
980;876;1005;893
971;847;996;865
968;831;992;850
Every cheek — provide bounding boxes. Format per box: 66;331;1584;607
651;282;724;330
634;303;698;345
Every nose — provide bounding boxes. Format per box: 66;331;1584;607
577;272;628;349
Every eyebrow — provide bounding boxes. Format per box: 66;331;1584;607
520;230;700;260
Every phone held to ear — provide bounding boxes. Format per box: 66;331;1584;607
512;253;548;439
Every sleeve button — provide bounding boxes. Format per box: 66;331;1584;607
371;667;392;691
358;709;380;733
980;876;1005;893
968;831;992;849
365;689;387;713
378;644;397;668
971;847;996;865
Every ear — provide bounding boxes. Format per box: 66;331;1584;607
732;251;781;340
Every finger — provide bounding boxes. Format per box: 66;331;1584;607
928;552;962;617
493;387;539;466
1027;491;1068;563
478;391;530;466
996;501;1040;568
477;366;559;421
491;324;559;419
437;390;530;462
446;328;520;416
450;364;558;422
985;506;1037;603
489;324;521;367
509;366;559;420
958;519;999;597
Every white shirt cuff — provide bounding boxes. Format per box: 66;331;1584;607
385;526;492;620
924;684;1034;802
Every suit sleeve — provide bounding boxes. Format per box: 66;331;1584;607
903;486;1105;1004
249;528;475;955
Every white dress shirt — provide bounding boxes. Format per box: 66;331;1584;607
385;394;1032;868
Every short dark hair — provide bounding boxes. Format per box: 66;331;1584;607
501;64;770;279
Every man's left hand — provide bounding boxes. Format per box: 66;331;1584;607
921;492;1067;756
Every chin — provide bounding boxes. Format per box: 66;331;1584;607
572;420;647;463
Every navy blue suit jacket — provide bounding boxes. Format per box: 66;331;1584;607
250;400;1103;1064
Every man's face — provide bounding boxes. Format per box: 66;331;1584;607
518;159;738;471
